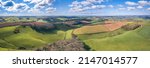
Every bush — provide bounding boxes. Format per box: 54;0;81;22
122;24;141;31
13;28;20;34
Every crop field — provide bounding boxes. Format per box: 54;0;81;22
0;16;149;51
77;21;150;51
73;22;126;35
73;25;107;35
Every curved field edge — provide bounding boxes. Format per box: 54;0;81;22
83;25;150;51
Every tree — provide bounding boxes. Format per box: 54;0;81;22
13;28;20;34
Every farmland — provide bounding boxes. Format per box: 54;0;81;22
0;26;66;50
77;20;150;51
73;21;126;35
0;16;150;51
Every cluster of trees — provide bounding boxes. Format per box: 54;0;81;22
122;24;141;31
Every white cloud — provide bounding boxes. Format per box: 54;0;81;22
118;4;123;7
125;1;138;6
137;6;143;9
24;0;53;4
91;5;97;9
27;0;42;4
46;7;56;13
91;5;106;9
24;0;56;13
147;8;150;11
3;1;15;7
118;8;125;10
69;1;80;7
23;0;31;2
70;7;85;12
24;0;54;9
1;1;29;12
127;7;136;10
81;1;91;6
108;5;114;8
69;0;105;12
138;1;149;6
97;5;106;8
5;3;29;12
87;0;104;3
28;8;41;13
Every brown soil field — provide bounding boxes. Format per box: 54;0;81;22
73;21;127;35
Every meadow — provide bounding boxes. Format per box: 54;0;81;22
0;26;71;50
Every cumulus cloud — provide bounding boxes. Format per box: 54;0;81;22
23;0;31;2
28;8;41;13
69;0;105;12
24;0;42;4
137;6;143;9
127;7;136;10
24;0;56;14
46;7;56;13
118;4;123;7
1;1;29;12
91;5;106;9
118;8;125;10
0;0;56;14
28;0;55;14
125;1;138;6
108;5;114;8
3;1;15;7
147;8;150;11
24;0;53;5
6;3;29;12
138;0;150;6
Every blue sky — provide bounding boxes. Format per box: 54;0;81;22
0;0;150;16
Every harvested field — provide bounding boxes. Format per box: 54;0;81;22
73;22;126;35
104;22;126;31
73;25;108;35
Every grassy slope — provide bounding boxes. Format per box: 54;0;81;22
0;26;66;50
79;23;150;51
67;20;150;51
77;28;125;40
65;30;73;40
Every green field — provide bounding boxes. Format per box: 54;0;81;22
77;23;150;51
0;18;150;51
0;26;67;50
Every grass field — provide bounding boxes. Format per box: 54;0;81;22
78;23;150;51
65;30;73;39
0;26;66;50
0;19;149;51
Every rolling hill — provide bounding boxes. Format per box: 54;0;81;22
77;22;150;51
0;26;66;50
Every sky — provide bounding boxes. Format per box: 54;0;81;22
0;0;150;16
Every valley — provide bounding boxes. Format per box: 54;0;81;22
0;16;149;51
